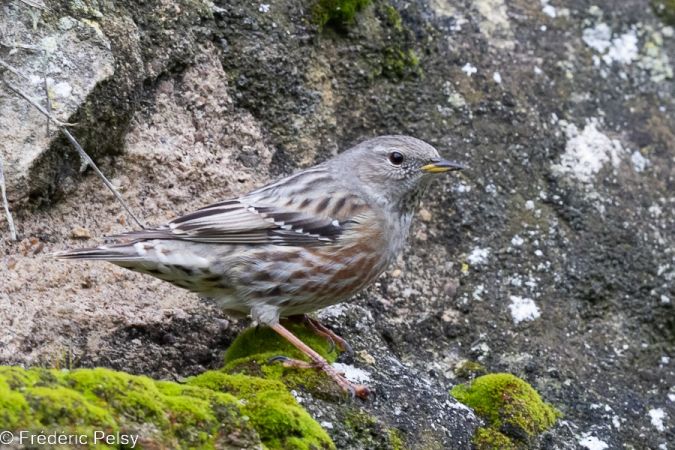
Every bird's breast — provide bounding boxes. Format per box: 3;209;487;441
313;212;404;295
227;209;410;315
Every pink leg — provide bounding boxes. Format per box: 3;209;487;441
283;315;354;355
270;323;370;399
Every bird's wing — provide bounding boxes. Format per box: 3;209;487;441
108;168;370;246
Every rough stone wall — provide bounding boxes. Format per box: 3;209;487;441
1;0;673;448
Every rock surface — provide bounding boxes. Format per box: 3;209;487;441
1;0;674;448
0;1;114;202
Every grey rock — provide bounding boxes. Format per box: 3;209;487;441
1;0;673;448
0;3;114;202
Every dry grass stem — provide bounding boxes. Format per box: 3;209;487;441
0;57;30;81
1;57;145;230
0;154;18;241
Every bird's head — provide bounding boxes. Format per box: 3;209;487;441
334;135;465;211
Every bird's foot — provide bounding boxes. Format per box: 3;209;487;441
282;315;353;356
269;355;370;399
299;315;354;357
269;323;370;399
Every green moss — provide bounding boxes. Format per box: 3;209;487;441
228;354;343;398
0;322;342;449
652;0;675;25
0;384;31;429
65;368;168;423
353;2;422;80
387;427;406;450
0;366;261;448
383;4;403;32
342;410;407;449
382;47;421;79
454;360;487;379
451;373;560;447
222;323;346;399
312;0;372;30
0;365;46;389
473;427;517;450
344;409;377;430
224;322;337;365
188;371;334;450
24;385;117;428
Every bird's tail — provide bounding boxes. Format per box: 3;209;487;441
53;243;143;262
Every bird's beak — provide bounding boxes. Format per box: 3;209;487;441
420;159;466;173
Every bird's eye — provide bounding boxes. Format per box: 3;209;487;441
388;151;404;165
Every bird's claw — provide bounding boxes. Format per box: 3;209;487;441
337;339;354;358
341;380;371;400
268;355;290;363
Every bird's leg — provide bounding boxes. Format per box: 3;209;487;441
302;315;354;356
270;323;370;399
281;315;353;355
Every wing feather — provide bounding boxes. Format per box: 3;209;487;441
107;169;369;246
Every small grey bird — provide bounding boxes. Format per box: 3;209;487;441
57;135;464;397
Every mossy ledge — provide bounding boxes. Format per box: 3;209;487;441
450;373;561;449
216;322;408;448
221;322;347;401
0;323;338;450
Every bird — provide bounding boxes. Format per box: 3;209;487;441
56;135;465;398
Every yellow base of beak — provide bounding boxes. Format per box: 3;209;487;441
421;164;451;173
420;160;466;173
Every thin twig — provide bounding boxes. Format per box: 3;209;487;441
42;53;50;136
1;78;76;126
0;41;41;52
0;57;30;81
1;78;145;229
60;127;145;229
0;154;18;241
